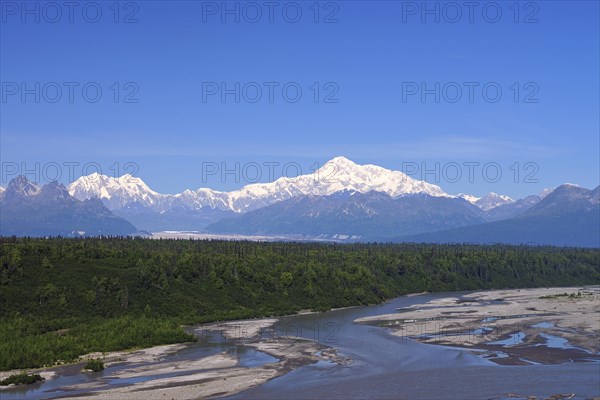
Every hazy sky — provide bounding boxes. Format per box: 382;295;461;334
1;0;598;198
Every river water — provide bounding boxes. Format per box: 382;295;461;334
230;292;600;400
2;291;599;399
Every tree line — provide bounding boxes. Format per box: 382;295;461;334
0;237;598;370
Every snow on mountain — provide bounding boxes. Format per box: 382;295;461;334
69;156;452;213
68;173;242;212
68;173;169;210
539;188;554;199
458;192;519;210
175;188;231;211
457;193;480;204
222;156;449;212
316;156;447;197
68;157;519;214
474;192;514;211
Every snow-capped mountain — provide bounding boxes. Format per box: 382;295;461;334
68;156;451;214
68;173;234;213
66;156;524;232
474;192;514;211
218;156;449;212
1;175;41;202
0;176;137;237
68;173;166;210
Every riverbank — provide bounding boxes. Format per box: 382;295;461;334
0;318;342;400
355;286;600;365
0;343;191;391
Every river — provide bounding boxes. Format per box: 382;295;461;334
230;292;600;399
2;291;599;399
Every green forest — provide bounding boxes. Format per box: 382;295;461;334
1;237;598;371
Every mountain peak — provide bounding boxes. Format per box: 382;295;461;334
68;173;160;210
309;157;448;200
325;156;357;166
523;184;597;218
484;192;511;199
474;192;514;211
5;175;41;198
560;183;580;188
41;181;71;200
549;183;589;197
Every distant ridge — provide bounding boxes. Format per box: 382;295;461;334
0;176;137;237
401;184;600;247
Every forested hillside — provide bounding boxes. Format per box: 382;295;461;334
1;237;598;370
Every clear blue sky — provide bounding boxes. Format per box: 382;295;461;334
1;0;598;199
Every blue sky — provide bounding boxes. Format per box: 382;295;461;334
1;0;598;198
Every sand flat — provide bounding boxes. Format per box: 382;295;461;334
47;317;335;399
356;286;600;364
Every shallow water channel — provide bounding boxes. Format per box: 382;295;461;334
3;291;599;399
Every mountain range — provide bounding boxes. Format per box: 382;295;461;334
403;184;600;247
1;157;598;247
67;157;449;211
65;157;517;229
0;176;137;237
